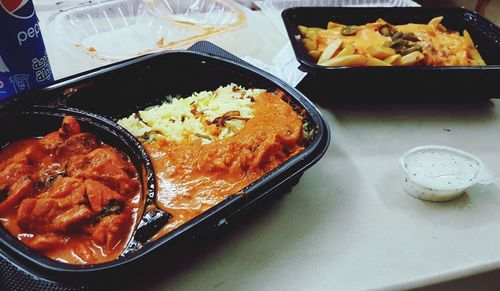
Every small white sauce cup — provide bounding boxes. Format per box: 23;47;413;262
399;145;495;202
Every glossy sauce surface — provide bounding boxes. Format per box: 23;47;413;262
0;117;142;264
148;91;305;239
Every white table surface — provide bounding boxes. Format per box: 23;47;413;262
36;3;500;290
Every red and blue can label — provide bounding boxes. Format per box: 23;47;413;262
0;0;54;99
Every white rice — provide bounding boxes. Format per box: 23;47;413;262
117;84;265;144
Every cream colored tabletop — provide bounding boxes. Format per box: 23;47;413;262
36;2;500;290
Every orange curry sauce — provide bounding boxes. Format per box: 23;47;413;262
147;91;305;239
0;117;142;264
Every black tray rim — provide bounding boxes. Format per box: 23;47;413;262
281;7;500;74
0;50;331;273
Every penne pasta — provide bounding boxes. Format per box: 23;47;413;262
428;16;444;27
367;45;396;59
327;21;343;29
317;39;343;64
299;16;486;67
302;38;317;51
308;50;321;61
319;55;367;67
463;30;486;66
336;44;355;57
384;54;402;65
366;56;391;66
399;51;425;66
298;25;309;36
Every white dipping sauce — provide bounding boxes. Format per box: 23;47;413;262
405;150;480;188
400;146;484;202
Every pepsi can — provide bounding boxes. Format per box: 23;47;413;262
0;0;54;99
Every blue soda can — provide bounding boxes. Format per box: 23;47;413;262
0;0;54;99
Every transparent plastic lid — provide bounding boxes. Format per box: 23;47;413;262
45;0;246;61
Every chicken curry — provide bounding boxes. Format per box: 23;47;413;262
0;116;142;264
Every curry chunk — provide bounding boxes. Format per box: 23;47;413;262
67;147;139;195
55;133;99;162
41;177;87;203
39;131;64;152
0;161;35;213
40;116;83;153
17;198;92;233
23;233;68;251
59;116;81;137
0;142;46;213
84;179;125;213
1;141;46;168
91;213;131;251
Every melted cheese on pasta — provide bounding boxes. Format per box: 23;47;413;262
302;18;485;66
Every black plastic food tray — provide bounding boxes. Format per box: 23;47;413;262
0;42;330;288
282;7;500;100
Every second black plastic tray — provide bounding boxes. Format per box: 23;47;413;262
283;7;500;100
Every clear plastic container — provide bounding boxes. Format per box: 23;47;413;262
33;0;99;11
45;0;246;61
399;145;495;202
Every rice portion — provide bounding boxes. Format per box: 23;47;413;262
117;84;265;143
